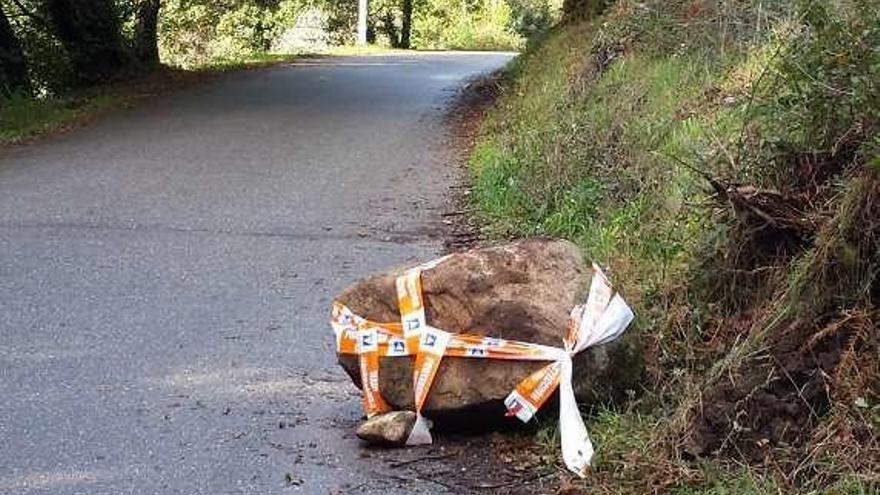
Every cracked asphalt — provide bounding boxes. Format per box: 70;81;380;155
0;52;514;495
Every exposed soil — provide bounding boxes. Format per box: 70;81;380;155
688;311;878;461
441;69;508;252
687;173;880;467
354;431;568;494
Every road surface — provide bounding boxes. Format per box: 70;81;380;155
0;52;514;495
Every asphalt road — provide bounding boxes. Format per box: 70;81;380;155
0;52;514;495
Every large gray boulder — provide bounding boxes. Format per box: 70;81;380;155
335;238;641;422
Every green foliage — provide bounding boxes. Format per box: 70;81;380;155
507;0;558;39
324;0;556;49
4;0;550;96
748;0;880;183
412;0;524;50
670;467;876;495
3;0;74;92
158;0;305;67
365;0;404;47
670;468;782;495
0;90;121;144
0;52;308;147
473;0;879;349
471;0;879;491
473;20;720;299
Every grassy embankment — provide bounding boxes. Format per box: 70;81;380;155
0;51;316;146
471;0;878;493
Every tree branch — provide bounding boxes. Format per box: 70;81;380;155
7;0;50;28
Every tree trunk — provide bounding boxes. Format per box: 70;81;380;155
379;11;400;48
0;6;30;95
46;0;130;85
133;0;160;66
400;0;412;49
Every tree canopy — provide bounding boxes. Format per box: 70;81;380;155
0;0;557;96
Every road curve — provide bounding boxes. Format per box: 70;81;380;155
0;52;514;495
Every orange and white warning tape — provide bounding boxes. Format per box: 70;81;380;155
330;256;634;477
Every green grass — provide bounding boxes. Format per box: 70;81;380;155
472;22;735;304
0;92;125;145
671;469;876;495
187;51;313;71
0;50;315;147
470;0;878;492
0;44;479;147
671;468;783;495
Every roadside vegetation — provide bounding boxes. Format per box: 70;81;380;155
0;51;309;145
1;0;552;146
471;0;878;492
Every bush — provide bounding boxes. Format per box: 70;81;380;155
470;0;879;491
158;0;305;67
412;0;528;50
507;0;558;39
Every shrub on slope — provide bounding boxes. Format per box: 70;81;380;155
471;0;878;492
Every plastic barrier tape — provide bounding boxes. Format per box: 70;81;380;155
356;326;391;417
330;259;634;477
